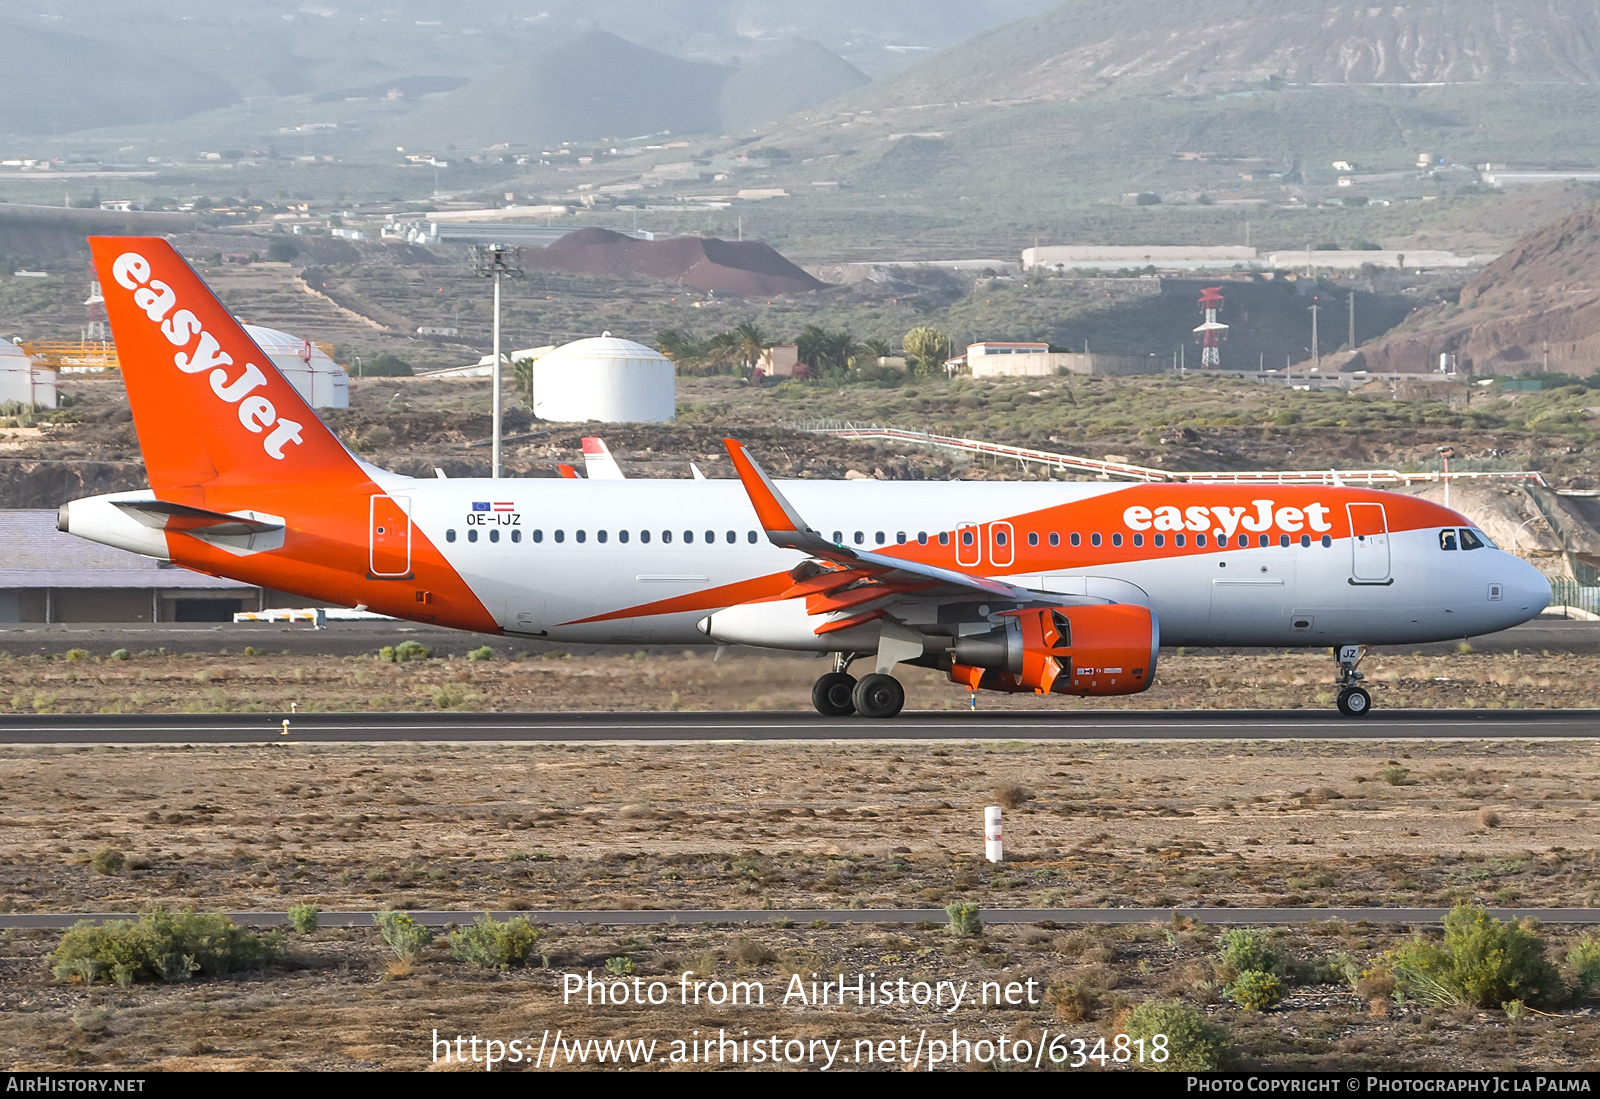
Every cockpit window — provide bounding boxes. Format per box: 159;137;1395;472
1440;529;1458;551
1459;528;1486;551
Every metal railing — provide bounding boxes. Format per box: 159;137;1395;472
1547;579;1600;618
793;421;1549;488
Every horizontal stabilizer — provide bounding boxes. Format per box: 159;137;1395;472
113;499;285;537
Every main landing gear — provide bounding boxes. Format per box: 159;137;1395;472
1334;644;1372;717
811;654;906;719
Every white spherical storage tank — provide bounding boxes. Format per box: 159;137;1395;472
242;324;350;409
532;334;675;423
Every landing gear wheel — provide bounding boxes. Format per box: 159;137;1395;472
851;673;905;719
812;672;857;717
1336;686;1372;717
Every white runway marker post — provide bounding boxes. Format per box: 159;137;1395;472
984;805;1003;863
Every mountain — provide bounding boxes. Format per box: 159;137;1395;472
1351;201;1600;376
848;0;1600;109
394;29;731;149
527;227;825;295
0;23;239;134
720;40;871;133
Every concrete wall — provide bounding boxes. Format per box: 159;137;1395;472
969;352;1158;378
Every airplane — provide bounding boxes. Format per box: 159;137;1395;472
58;237;1551;719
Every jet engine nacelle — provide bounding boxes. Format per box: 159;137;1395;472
950;603;1158;696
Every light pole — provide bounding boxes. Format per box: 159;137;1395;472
472;243;524;478
1436;445;1456;510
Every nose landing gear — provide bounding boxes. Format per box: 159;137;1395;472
1334;644;1372;717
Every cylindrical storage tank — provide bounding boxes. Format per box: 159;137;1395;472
0;339;55;409
532;334;675;423
241;324;349;409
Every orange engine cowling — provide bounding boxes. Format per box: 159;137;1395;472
948;603;1158;696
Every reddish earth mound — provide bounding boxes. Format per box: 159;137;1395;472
1351;202;1600;375
528;227;826;296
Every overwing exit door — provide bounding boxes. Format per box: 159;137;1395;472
370;494;412;578
1346;502;1391;584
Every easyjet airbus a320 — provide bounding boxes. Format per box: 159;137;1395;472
59;238;1551;718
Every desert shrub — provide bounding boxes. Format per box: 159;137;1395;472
90;846;125;875
109;648;130;661
733;936;777;966
64;648;90;662
1216;928;1278;979
449;914;540;970
1045;980;1100;1022
376;910;434;960
1225;969;1286;1011
467;645;495;662
991;782;1033;809
362;353;413;377
1570;934;1600;996
945;902;982;937
1478;807;1503;828
1387;904;1564;1008
287;904;319;934
51;909;282;987
379;640;433;662
1123;1000;1232;1071
604;956;636;976
1380;765;1411;785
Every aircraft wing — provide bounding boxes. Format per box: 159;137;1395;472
722;437;1055;606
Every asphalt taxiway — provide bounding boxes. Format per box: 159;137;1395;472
2;708;1598;744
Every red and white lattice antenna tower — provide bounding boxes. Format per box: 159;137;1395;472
1194;286;1228;369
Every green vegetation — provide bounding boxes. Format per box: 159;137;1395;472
1216;928;1279;980
51;909;283;987
448;914;541;970
375;910;434;961
1569;934;1600;996
360;353;413;377
945;902;982;937
108;648;130;661
1122;1000;1232;1071
604;956;637;976
1225;968;1287;1011
378;641;432;662
89;847;124;875
1385;904;1565;1008
287;904;319;934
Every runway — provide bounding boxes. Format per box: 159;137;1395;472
4;907;1598;929
2;708;1599;744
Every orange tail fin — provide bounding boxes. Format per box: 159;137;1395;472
88;236;363;491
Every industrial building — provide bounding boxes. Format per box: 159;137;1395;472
532;334;675;423
242;325;349;409
1022;245;1257;271
0;510;266;623
0;339;57;408
952;342;1158;378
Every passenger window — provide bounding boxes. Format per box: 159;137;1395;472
1195;533;1207;547
1049;533;1059;546
468;529;478;543
554;530;564;543
1440;529;1459;551
512;529;521;544
576;530;586;543
939;532;950;546
683;531;693;543
597;530;607;544
833;531;842;544
1090;533;1102;547
747;531;757;544
705;530;714;543
489;529;499;543
617;530;628;544
995;530;1007;546
875;531;886;545
1154;533;1165;547
533;529;543;543
1258;535;1268;547
1132;533;1143;547
896;532;907;545
1028;532;1039;546
917;532;928;545
1300;534;1310;548
659;530;669;543
1070;533;1080;547
1321;535;1332;547
1175;534;1186;547
1459;528;1485;551
639;530;649;544
725;530;735;544
1111;533;1122;547
446;529;456;543
1238;534;1249;548
1278;534;1289;548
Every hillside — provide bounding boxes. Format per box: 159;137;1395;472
1350;201;1600;375
528;228;826;296
847;0;1600;109
719;41;871;134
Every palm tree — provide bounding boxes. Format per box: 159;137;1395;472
732;321;769;375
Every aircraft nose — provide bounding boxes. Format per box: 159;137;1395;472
1508;555;1551;617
